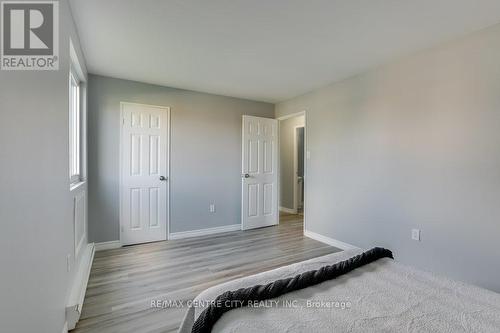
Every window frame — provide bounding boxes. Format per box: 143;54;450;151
69;66;81;184
69;38;86;188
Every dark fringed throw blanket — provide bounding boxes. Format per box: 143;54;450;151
192;247;393;333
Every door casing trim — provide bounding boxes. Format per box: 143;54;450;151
276;111;307;233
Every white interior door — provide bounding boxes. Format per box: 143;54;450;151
241;116;278;230
120;103;169;245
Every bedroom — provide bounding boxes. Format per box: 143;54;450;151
1;1;500;332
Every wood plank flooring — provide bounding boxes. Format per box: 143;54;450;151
73;214;340;333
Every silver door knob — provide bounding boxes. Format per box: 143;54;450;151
159;176;167;181
243;173;250;178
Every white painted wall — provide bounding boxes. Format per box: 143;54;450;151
0;1;89;332
276;23;500;292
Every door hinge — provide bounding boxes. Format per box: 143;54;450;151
122;118;125;125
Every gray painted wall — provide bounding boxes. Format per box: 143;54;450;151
87;75;274;242
0;1;89;332
279;115;304;210
276;23;500;292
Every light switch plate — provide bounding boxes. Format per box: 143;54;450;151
411;229;421;241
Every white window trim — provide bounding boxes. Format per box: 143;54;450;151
69;39;87;188
69;68;81;184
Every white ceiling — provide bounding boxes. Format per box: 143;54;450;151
70;0;500;103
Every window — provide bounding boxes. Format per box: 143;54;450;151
69;38;86;188
69;67;81;183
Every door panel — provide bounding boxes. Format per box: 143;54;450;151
264;139;275;174
248;140;259;173
248;183;259;217
149;135;160;175
121;103;169;245
242;116;278;230
149;187;160;227
129;188;141;229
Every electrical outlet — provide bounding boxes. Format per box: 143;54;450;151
209;204;216;213
66;254;71;272
411;229;421;241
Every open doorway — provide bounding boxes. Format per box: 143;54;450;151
278;112;306;228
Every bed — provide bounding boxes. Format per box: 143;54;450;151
179;248;500;332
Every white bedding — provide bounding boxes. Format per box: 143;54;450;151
179;249;500;332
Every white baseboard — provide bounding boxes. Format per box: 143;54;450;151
95;240;121;251
169;224;241;240
304;230;359;251
66;243;95;330
279;206;297;214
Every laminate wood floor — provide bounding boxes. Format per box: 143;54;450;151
73;214;340;333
